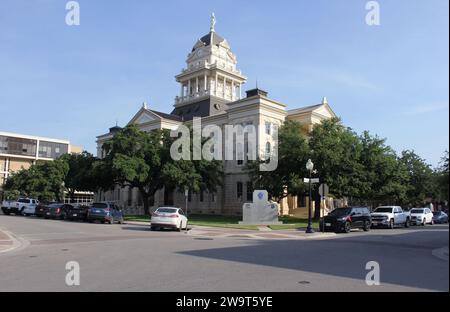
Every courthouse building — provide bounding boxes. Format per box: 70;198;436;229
96;15;336;216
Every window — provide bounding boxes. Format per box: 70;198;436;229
265;122;271;135
237;182;243;200
211;193;216;203
246;182;253;201
188;190;192;202
199;190;204;202
265;142;271;155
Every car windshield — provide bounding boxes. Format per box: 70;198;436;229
374;207;393;213
48;204;64;208
91;203;108;209
432;211;441;216
157;208;178;213
410;209;424;214
18;199;29;203
328;208;352;217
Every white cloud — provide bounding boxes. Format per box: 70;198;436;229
404;101;449;116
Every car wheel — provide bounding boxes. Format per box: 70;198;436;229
177;222;182;232
343;222;351;233
363;221;370;232
422;219;426;226
405;219;410;228
389;219;395;229
109;217;114;224
430;219;434;225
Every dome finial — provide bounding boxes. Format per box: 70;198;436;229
322;97;328;105
210;12;216;32
143;101;148;109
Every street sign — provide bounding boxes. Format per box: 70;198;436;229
318;183;329;197
304;178;320;184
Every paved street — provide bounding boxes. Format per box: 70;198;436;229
0;214;448;292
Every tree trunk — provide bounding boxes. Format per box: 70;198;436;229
140;190;150;215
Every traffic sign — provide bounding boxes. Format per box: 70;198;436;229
318;183;329;197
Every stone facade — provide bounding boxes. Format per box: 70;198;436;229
96;15;337;216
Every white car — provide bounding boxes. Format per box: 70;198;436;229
410;208;434;226
150;207;188;231
371;206;410;229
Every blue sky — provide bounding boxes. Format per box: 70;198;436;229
0;0;448;166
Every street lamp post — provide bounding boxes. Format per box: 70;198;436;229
306;159;315;234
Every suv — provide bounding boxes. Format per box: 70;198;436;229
410;208;434;226
320;207;372;233
371;206;410;229
87;202;124;224
1;198;39;216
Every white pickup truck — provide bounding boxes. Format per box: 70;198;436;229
1;198;39;216
370;206;410;229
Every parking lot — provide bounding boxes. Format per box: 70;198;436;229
0;213;448;292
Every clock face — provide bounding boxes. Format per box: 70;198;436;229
196;49;203;57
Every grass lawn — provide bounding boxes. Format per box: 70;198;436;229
124;214;319;231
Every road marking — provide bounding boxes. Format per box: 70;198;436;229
432;247;449;261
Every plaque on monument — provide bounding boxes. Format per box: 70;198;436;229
239;190;283;225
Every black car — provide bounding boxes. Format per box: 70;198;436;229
66;205;89;222
35;203;50;218
47;203;73;220
87;202;124;224
320;207;372;233
432;211;449;224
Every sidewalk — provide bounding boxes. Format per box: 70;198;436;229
124;220;336;240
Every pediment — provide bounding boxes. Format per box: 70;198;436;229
314;104;337;118
128;108;161;126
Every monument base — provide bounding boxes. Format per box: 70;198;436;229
238;221;283;225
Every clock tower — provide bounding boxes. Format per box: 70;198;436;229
172;13;247;120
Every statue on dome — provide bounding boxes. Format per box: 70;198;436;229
210;13;216;32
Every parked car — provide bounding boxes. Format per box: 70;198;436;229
410;208;434;226
66;205;89;222
370;206;410;229
432;211;449;224
1;198;39;216
87;202;124;224
319;207;372;233
150;207;188;231
35;203;53;218
47;203;72;220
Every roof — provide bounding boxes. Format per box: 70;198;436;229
148;109;182;122
287;103;324;115
287;102;337;119
192;31;225;51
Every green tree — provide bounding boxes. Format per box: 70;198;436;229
399;150;436;207
101;125;222;215
247;120;310;201
60;152;97;201
358;131;409;205
3;159;68;202
435;150;449;202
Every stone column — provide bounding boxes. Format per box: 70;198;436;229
204;74;207;92
196;76;199;95
188;80;191;96
223;77;226;98
215;73;218;96
231;80;234;101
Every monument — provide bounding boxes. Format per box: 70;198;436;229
239;190;283;225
